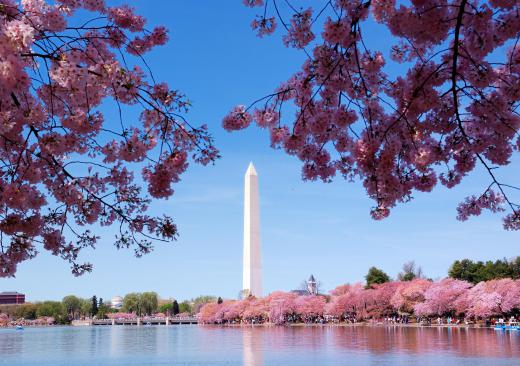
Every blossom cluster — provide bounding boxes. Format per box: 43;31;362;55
0;313;55;327
0;0;218;276
230;0;520;228
198;278;520;324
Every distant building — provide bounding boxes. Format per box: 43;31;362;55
0;292;25;304
110;296;123;309
291;275;319;296
307;275;318;295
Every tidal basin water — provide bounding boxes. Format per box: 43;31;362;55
0;325;519;365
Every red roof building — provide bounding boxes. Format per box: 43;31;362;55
0;292;25;305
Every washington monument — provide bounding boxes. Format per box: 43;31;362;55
242;162;262;297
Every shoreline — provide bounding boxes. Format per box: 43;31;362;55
1;323;497;329
0;325;498;330
204;322;495;329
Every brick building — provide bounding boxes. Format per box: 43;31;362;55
0;292;25;305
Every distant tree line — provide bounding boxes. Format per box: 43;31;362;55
120;293;214;316
121;292;159;316
0;292;220;325
0;295;110;324
364;261;424;289
448;257;520;284
363;258;520;289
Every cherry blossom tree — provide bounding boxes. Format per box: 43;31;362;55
324;293;348;320
0;313;9;326
213;300;236;323
106;312;135;319
0;0;217;276
329;283;352;296
457;278;513;318
197;302;219;324
325;283;366;320
390;279;431;313
502;279;520;313
227;0;520;228
196;278;520;324
266;291;298;324
294;295;326;322
242;298;268;323
413;278;472;316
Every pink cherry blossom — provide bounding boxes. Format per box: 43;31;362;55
197;278;520;324
458;279;515;318
251;16;277;37
266;291;298;325
231;0;520;230
295;295;326;323
222;105;253;131
283;8;315;49
502;280;520;313
390;279;431;313
413;278;472;316
0;0;217;277
243;0;263;8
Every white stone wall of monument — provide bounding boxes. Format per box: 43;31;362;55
242;162;263;297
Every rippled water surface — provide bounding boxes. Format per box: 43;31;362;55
0;325;519;365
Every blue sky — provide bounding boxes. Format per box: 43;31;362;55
1;1;518;302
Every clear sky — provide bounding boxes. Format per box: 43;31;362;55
1;0;518;303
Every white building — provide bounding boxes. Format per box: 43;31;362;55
110;295;123;309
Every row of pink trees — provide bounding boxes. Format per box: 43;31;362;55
198;278;520;324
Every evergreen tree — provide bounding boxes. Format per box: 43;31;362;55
365;267;391;288
91;295;98;316
448;257;520;283
172;300;180;315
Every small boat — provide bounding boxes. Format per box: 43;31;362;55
494;321;519;331
15;325;23;330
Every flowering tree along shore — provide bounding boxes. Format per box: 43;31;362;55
226;0;520;228
198;277;520;325
0;0;217;276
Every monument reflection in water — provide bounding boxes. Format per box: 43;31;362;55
1;326;519;365
243;327;263;366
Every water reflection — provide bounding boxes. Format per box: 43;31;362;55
0;329;23;355
329;326;520;358
243;327;263;366
0;325;518;365
241;326;520;363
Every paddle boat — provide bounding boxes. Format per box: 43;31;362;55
15;325;23;330
494;321;519;331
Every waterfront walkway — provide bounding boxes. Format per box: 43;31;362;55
72;316;198;326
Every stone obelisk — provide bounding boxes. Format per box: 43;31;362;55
242;162;262;298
